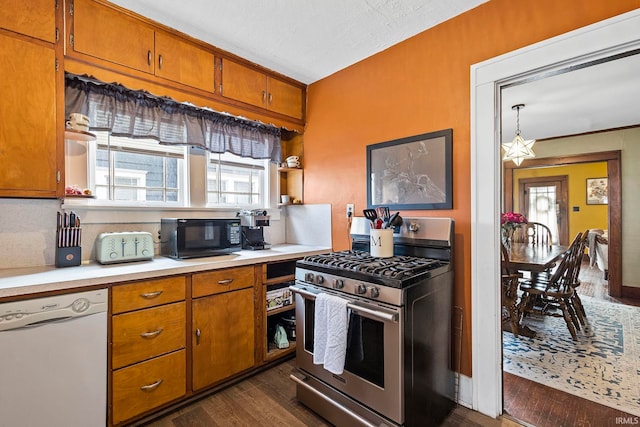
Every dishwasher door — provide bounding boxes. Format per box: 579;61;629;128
0;289;108;427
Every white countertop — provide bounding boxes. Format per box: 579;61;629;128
0;244;331;300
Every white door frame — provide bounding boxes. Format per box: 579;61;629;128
470;9;640;418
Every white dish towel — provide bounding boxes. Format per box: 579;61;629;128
313;292;349;374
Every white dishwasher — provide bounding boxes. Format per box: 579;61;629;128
0;289;108;427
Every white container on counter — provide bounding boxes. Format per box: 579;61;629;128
370;228;393;258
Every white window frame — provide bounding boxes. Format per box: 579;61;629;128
87;132;188;206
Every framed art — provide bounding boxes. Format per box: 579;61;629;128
366;129;453;210
586;177;608;205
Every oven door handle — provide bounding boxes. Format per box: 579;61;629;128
289;285;398;323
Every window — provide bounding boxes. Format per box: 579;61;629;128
89;131;186;204
207;151;267;206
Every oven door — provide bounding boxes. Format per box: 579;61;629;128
291;282;404;425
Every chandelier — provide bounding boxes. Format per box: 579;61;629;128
502;104;536;166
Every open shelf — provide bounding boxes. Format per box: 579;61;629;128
266;341;296;360
266;303;295;317
64;129;96;141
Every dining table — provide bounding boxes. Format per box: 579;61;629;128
502;242;568;337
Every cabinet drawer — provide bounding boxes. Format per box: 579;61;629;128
112;302;185;369
112;350;186;425
112;276;185;314
192;266;255;298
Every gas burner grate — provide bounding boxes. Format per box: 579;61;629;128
301;250;445;280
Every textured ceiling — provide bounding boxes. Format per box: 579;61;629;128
108;0;487;84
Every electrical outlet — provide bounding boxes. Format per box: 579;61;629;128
346;204;354;218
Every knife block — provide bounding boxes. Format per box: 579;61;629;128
55;246;81;267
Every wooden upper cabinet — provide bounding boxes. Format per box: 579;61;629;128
0;0;56;43
155;32;215;92
221;58;304;119
268;77;304;119
0;34;59;197
72;0;155;74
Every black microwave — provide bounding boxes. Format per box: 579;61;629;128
160;218;242;259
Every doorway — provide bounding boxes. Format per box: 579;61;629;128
519;175;568;245
470;9;640;418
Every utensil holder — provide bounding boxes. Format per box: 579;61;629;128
370;229;394;258
55;246;81;267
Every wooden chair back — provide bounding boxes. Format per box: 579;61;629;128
512;221;553;246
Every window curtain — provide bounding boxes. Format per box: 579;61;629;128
65;74;282;163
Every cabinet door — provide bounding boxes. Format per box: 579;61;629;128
0;34;58;197
72;0;155;74
192;288;255;390
0;0;55;43
268;77;303;119
155;31;215;93
221;58;267;109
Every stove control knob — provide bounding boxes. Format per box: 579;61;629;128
305;272;315;282
333;279;345;289
315;275;325;284
409;222;420;232
369;287;380;298
356;284;367;295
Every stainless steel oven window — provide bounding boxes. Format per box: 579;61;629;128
302;298;386;388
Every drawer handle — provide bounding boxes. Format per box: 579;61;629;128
218;279;233;285
140;379;163;392
140;328;163;339
140;290;163;299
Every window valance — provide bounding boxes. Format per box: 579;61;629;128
65;74;282;163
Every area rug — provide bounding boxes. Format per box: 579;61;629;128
503;295;640;416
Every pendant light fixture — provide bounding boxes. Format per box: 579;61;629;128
502;104;536;166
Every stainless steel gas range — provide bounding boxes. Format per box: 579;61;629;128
290;217;455;427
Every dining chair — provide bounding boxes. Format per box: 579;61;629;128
566;230;590;326
518;232;584;340
501;243;522;337
512;221;553;247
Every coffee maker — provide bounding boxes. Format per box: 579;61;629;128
237;209;271;250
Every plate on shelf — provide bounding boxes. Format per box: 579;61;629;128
64;129;97;141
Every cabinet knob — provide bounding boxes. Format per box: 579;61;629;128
268;93;273;104
262;90;267;102
158;54;163;69
147;50;152;66
195;327;201;345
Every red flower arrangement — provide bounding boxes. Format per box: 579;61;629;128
501;212;528;228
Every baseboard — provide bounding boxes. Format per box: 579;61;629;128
622;285;640;299
456;372;473;409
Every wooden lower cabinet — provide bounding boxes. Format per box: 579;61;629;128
192;287;255;390
112;350;186;425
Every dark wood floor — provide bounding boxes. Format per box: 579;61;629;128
503;260;640;427
145;360;522;427
144;261;637;427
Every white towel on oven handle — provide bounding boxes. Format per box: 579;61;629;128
313;292;349;374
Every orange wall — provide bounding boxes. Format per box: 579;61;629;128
303;0;640;376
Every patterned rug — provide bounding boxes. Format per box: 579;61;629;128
503;295;640;416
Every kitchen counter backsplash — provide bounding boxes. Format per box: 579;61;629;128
0;199;332;271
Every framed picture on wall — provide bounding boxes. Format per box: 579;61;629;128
586;177;608;205
366;129;453;210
